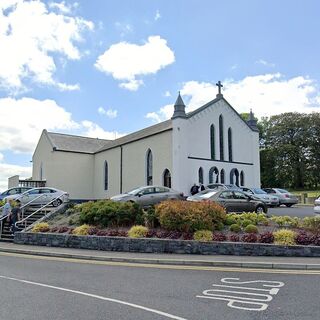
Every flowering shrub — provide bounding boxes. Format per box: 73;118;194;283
295;232;313;245
128;225;148;238
193;230;213;242
244;224;258;234
32;222;50;233
72;224;90;236
50;226;59;233
88;227;99;235
156;200;226;232
117;230;128;237
273;229;296;245
156;230;171;239
258;232;274;243
182;232;193;240
229;234;240;242
212;232;227;242
241;233;258;243
96;229;109;236
167;231;182;239
146;229;157;238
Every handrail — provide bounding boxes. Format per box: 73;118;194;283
15;192;67;232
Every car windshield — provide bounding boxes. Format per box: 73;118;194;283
126;187;144;195
277;188;289;194
197;190;219;199
252;188;267;194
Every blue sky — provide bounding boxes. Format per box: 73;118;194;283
0;0;319;190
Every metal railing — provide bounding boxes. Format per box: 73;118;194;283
15;193;68;232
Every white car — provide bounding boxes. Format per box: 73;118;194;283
314;196;320;214
4;187;69;207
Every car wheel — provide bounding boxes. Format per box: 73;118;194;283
255;205;265;214
52;199;62;207
285;204;293;208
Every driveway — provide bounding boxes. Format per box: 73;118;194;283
268;205;315;218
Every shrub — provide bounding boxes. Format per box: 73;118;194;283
96;229;109;236
88;227;99;235
193;230;213;242
225;215;237;225
241;219;253;228
302;217;320;234
212;232;227;242
156;200;226;232
0;200;5;207
230;224;241;233
295;232;313;245
229;234;240;242
167;231;182;239
273;229;296;245
240;213;259;225
128;225;148;238
182;232;193;240
215;222;225;231
118;230;128;237
155;230;170;239
32;222;50;233
143;206;160;228
241;233;258;243
258;232;274;243
271;216;301;228
72;224;90;236
65;208;75;216
107;229;120;237
58;226;69;233
78;200;143;228
258;216;269;226
312;234;320;246
146;229;157;238
244;224;258;234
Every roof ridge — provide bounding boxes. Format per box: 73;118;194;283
47;131;111;141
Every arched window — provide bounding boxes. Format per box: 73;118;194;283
40;163;43;181
220;169;225;184
163;169;171;188
219;115;224;161
146;149;153;185
210;124;215;159
240;171;245;186
228;127;233;162
230;168;240;186
104;161;108;190
198;167;204;184
209;167;219;184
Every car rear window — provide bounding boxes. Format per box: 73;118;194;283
277;188;289;194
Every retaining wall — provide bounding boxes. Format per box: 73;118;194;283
14;232;320;257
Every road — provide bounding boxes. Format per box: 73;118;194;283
268;205;315;218
0;252;319;320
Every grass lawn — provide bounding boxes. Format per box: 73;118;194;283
290;190;320;197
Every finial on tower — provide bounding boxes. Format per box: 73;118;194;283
216;81;223;98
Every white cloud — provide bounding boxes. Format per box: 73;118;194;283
95;35;175;90
0;0;93;93
48;1;78;14
115;22;133;37
0;153;4;162
98;107;118;119
0;162;32;191
146;74;320;122
255;59;275;68
154;10;161;21
81;120;125;140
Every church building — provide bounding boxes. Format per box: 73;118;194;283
32;84;260;200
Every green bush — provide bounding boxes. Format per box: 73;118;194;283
143;206;160;228
225;215;237;225
241;219;252;228
128;225;148;238
273;229;297;245
215;221;225;231
156;200;226;232
240;213;259;225
193;230;213;242
78;200;143;228
32;222;50;233
0;200;4;207
230;224;241;233
244;224;258;234
302;217;320;234
72;224;90;235
271;216;301;228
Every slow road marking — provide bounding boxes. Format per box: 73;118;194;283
0;275;189;320
197;278;284;311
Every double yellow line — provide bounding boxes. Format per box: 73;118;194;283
0;251;319;275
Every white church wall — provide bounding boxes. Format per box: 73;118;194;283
32;133;95;199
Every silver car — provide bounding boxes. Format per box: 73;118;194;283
0;187;32;201
241;187;279;207
4;187;69;207
263;188;298;207
314;196;320;214
111;186;184;207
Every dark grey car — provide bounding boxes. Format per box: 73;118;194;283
188;189;268;214
110;186;184;207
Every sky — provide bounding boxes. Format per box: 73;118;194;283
0;0;320;191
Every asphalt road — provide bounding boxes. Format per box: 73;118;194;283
0;252;319;320
268;205;315;218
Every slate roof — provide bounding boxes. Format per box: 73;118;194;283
45;131;111;154
96;120;172;153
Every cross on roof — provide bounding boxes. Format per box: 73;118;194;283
216;81;223;95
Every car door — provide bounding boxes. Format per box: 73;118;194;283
154;187;170;203
137;187;156;206
21;189;41;205
233;191;255;212
217;191;236;212
40;188;55;204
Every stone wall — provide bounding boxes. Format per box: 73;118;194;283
14;232;320;257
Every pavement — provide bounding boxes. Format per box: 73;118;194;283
0;241;319;270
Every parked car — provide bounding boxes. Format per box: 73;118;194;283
0;187;32;201
110;186;184;207
4;187;69;207
187;189;268;214
241;187;279;207
314;196;320;214
206;183;241;190
263;188;298;207
187;189;220;201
